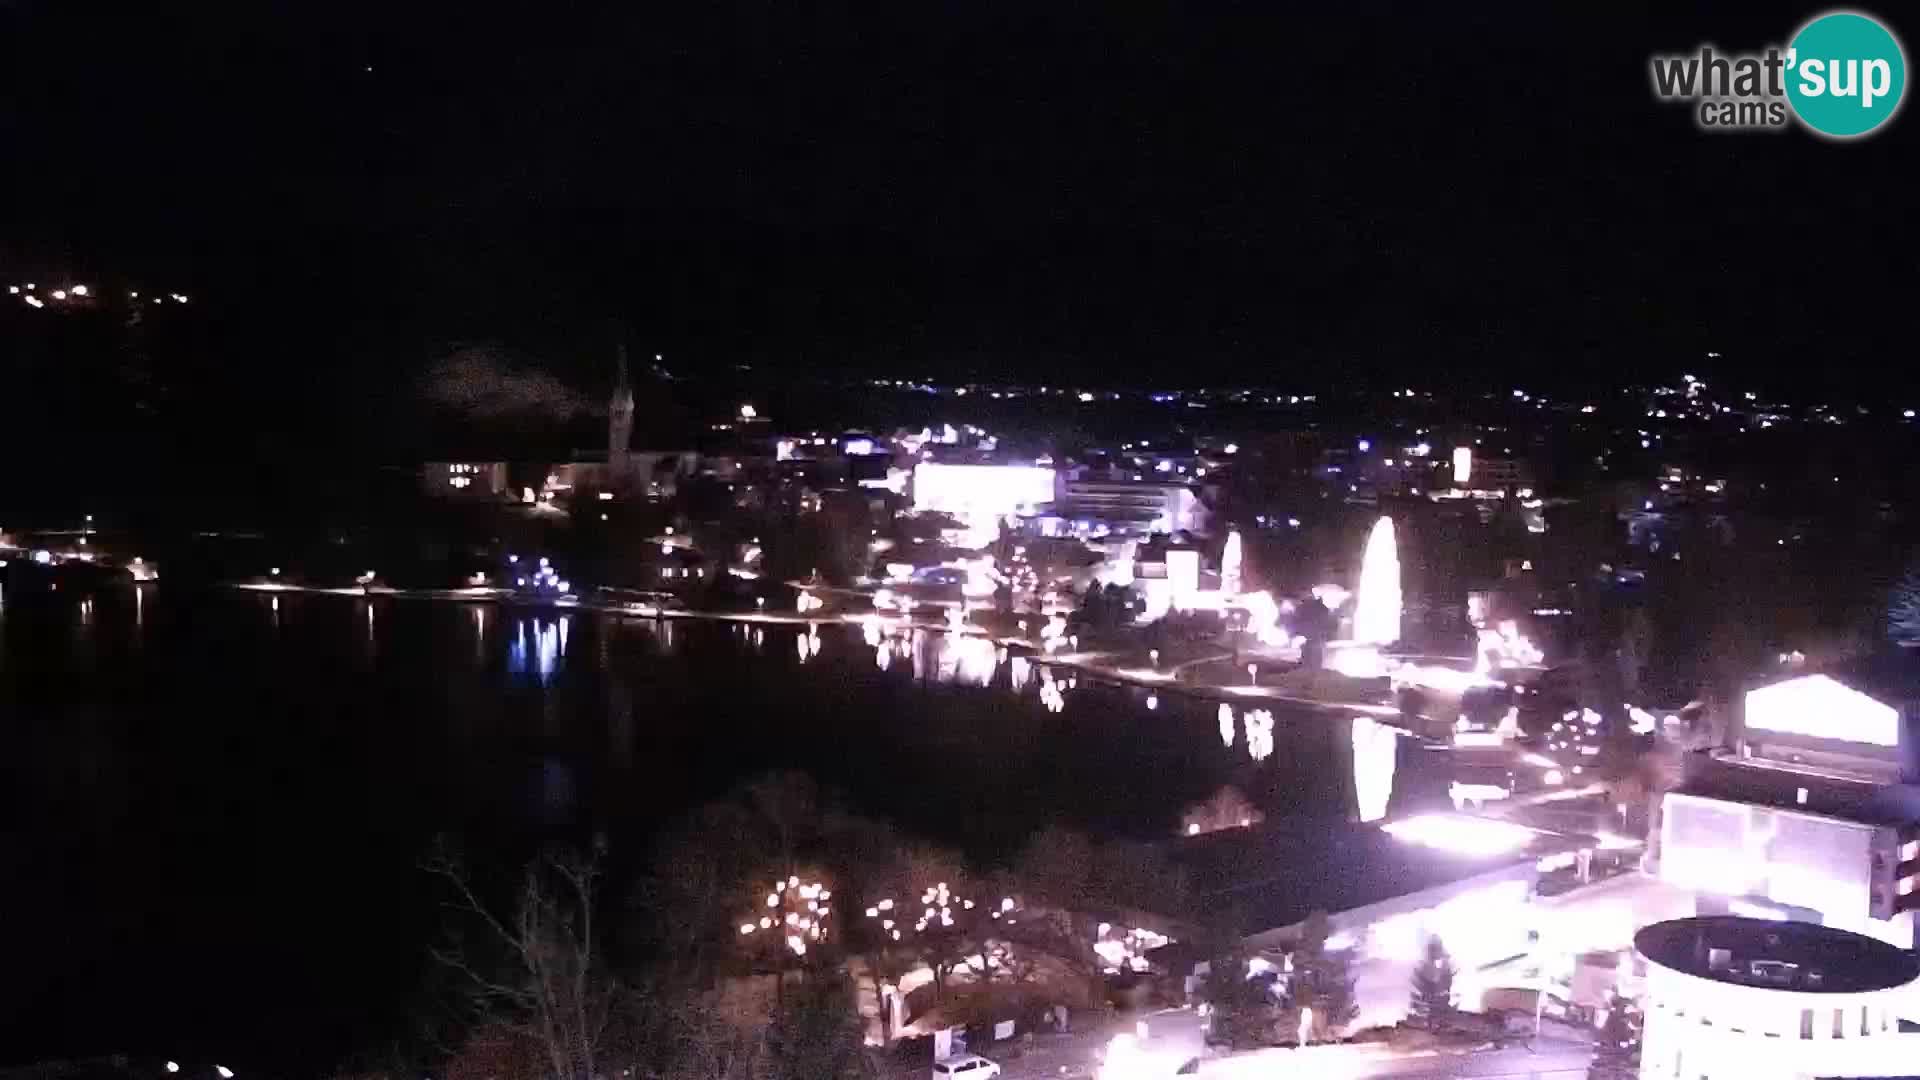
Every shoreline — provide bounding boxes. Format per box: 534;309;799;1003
224;580;1411;721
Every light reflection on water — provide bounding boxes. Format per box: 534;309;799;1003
223;598;1446;823
507;615;569;684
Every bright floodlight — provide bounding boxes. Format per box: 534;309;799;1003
217;1068;234;1079
1220;529;1243;596
71;284;88;296
1452;446;1473;484
738;403;757;420
1352;517;1401;646
1745;674;1899;747
1382;813;1534;857
165;1065;179;1074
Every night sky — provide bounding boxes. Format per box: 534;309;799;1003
1;2;1913;391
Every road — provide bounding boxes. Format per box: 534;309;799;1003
1187;1042;1591;1080
974;1009;1591;1080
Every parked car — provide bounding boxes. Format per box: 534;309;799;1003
932;1054;1002;1080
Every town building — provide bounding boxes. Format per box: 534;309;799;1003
1650;670;1920;949
1043;474;1206;537
421;461;510;499
1636;915;1920;1079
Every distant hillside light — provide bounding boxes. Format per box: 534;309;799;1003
738;403;758;420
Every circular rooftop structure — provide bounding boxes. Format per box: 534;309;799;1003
1635;916;1919;994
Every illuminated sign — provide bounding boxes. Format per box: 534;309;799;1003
1745;674;1900;748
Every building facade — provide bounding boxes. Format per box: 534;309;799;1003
422;461;510;499
1637;916;1920;1080
1652;673;1920;949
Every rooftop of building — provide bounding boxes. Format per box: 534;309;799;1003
1174;815;1575;939
1635;916;1920;994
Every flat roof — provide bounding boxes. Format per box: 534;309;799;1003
1175;818;1558;937
1636;916;1920;994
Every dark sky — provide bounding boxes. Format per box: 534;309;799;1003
1;2;1912;389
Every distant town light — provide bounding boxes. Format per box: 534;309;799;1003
165;1064;179;1074
738;403;758;420
217;1067;234;1079
51;290;66;300
70;284;88;296
23;295;42;308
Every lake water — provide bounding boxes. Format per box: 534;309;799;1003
0;585;1454;1071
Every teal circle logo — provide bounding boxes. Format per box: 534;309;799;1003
1786;11;1906;138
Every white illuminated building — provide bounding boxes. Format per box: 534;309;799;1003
1653;671;1920;949
1637;916;1920;1080
912;463;1056;521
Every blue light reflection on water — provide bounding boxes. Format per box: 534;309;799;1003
507;614;569;684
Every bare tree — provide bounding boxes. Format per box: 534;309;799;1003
427;846;618;1080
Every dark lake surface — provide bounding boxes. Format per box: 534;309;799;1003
0;584;1452;1072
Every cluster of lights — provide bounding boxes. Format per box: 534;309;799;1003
1545;708;1602;771
739;875;831;956
1039;614;1069;653
1476;620;1544;670
1038;667;1067;713
1092;923;1173;974
9;282;187;306
514;555;569;594
1244;709;1274;762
